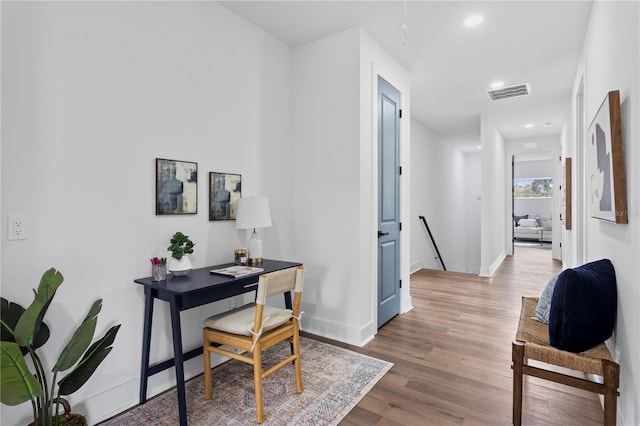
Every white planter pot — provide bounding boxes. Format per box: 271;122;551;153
169;256;192;276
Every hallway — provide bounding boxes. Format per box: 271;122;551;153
311;247;605;425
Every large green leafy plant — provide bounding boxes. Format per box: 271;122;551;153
1;268;121;426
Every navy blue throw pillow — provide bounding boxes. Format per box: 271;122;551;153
513;215;528;227
548;259;617;353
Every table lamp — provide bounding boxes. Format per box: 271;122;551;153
235;196;272;264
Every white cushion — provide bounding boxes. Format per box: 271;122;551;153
533;273;559;324
538;216;553;231
203;303;292;336
514;227;540;236
518;218;538;228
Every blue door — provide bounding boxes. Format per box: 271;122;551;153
377;77;401;328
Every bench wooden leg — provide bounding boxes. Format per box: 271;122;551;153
602;359;619;426
512;341;525;426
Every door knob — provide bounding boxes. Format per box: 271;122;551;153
378;231;389;238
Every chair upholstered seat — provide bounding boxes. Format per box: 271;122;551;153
204;303;293;336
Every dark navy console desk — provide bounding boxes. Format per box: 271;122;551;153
134;259;301;426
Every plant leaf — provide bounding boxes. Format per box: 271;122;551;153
15;268;63;348
2;298;52;356
1;297;23;342
53;300;101;372
0;341;43;406
57;324;120;396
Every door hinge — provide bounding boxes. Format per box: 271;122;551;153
399;166;402;175
399;279;402;288
399;222;402;231
399;109;403;119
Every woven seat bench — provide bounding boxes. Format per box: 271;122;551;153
512;297;620;425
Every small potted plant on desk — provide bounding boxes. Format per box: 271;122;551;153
167;231;195;276
0;268;121;426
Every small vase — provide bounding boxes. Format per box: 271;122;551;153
169;256;192;276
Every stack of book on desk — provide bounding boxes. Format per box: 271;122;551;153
210;265;264;278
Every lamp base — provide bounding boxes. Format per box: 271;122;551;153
247;229;263;265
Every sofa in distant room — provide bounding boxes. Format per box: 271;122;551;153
513;214;552;242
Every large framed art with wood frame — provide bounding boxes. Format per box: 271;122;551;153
587;90;627;224
563;158;572;230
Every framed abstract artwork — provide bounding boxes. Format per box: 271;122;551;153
156;158;198;215
209;172;241;220
587;90;627;223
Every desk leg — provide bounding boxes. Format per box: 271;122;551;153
139;287;154;404
169;297;188;426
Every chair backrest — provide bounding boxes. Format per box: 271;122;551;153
255;266;304;305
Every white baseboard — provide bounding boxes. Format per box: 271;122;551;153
303;315;374;347
479;250;506;277
410;261;423;274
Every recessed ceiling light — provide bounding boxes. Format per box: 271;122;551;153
490;81;504;89
524;124;534;129
464;15;483;27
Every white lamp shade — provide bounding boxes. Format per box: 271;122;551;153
235;197;272;230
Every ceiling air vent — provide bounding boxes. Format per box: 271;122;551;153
487;83;531;100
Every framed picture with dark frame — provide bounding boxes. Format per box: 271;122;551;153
587;90;627;223
156;158;198;215
209;172;242;221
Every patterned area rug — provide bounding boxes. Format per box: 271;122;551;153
100;338;392;425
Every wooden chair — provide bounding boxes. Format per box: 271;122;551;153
512;297;620;425
203;266;304;424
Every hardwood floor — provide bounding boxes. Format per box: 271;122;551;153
306;247;606;425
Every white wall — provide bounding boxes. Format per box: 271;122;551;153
559;125;573;264
291;28;362;344
434;139;468;273
567;2;640;423
480;115;507;276
2;4;412;422
1;2;294;423
410;120;441;272
291;27;411;346
513;198;553;218
514;159;554;179
410;120;476;274
464;152;482;274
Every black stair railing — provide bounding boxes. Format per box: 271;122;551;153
418;215;446;271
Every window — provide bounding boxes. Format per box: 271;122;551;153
514;178;553;198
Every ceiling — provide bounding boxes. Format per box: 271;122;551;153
219;0;593;152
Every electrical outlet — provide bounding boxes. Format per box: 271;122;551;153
8;216;27;240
